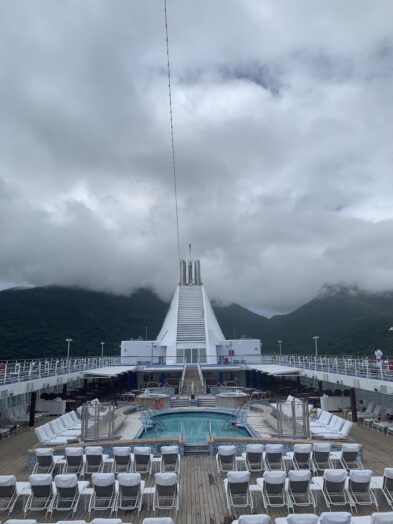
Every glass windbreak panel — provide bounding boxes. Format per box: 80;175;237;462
199;348;207;363
176;349;184;364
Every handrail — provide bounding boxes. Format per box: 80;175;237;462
197;361;207;394
179;361;187;395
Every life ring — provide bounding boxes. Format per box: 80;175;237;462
153;398;164;410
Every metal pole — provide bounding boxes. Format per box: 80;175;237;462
313;336;319;371
278;340;282;359
101;342;104;364
66;338;72;373
350;388;358;423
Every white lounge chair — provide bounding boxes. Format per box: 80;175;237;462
88;473;116;515
0;475;19;514
24;474;54;515
260;471;287;510
312;443;333;473
90;519;122;524
347;469;378;509
85;447;108;475
231;515;270;524
352;402;375;419
116;472;144;513
371;513;393;523
153;472;179;513
216;445;237;473
112;447;132;473
141;518;175;524
160;446;180;474
63;447;85;476
339;443;364;470
4;520;38;524
264;444;284;471
224;471;253;514
33;448;64;474
275;515;318;524
292;444;312;470
321;470;353;510
133;446;153;476
319;512;352;524
382;468;393;507
323;420;353;440
286;470;315;511
243;444;264;472
51;474;89;514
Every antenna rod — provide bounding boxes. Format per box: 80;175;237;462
164;0;181;265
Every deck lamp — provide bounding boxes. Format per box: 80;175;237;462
66;338;73;359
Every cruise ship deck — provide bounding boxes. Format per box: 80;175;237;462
0;418;392;523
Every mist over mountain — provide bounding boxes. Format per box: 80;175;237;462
1;285;393;360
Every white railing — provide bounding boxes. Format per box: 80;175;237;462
197;361;207;394
0;356;121;386
1;352;393;387
258;354;393;382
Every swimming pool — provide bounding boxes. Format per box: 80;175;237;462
140;411;251;443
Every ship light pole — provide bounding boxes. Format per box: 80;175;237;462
313;336;319;371
101;342;105;365
66;338;73;372
278;340;282;360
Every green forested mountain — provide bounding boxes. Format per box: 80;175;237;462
1;284;393;359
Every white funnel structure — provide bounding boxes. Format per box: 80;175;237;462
156;258;225;364
121;255;261;366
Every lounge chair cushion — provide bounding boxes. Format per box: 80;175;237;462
287;515;318;524
238;516;270;524
117;473;141;486
227;471;250;483
154;473;177;486
319;512;351;524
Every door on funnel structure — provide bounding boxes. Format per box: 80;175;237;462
183;348;207;364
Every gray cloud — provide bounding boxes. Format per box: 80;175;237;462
1;0;393;313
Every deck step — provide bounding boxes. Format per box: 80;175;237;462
170;397;190;408
197;396;216;407
183;444;210;454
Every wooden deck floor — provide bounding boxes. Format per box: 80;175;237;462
0;423;392;523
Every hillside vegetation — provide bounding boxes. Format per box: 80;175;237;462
1;285;393;359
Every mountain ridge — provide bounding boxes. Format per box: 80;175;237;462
1;284;393;359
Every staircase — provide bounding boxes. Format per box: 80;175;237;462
197;395;216;407
170;396;190;408
177;286;206;343
181;365;204;396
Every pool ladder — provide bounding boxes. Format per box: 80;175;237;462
143;409;167;432
221;405;248;430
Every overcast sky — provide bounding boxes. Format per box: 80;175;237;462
0;1;393;314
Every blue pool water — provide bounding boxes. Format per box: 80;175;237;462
141;411;250;443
